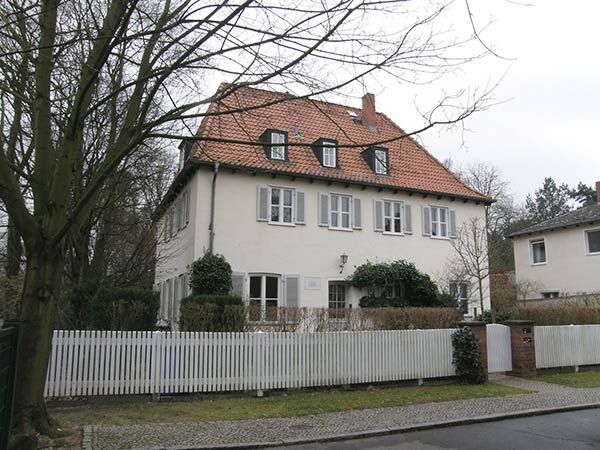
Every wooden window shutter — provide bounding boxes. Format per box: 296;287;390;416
185;190;190;224
404;204;413;234
284;275;300;308
318;192;330;226
449;209;457;238
295;191;305;224
231;272;245;297
422;206;431;236
352;197;362;229
373;200;383;232
257;186;269;221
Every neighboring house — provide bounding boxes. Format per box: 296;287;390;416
508;182;600;300
154;84;492;329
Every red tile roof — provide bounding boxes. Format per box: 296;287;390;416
189;84;491;203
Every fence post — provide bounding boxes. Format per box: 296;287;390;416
151;331;162;401
505;320;536;377
457;321;488;380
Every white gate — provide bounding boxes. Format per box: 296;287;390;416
486;324;512;373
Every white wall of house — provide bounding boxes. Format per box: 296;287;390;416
513;225;600;298
156;166;491;325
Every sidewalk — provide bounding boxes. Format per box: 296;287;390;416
87;376;600;450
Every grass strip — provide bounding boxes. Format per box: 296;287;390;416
533;370;600;388
50;382;529;428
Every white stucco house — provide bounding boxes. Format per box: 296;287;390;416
508;182;600;300
154;84;492;329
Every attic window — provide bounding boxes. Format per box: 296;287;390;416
260;129;288;161
312;138;338;168
361;146;389;175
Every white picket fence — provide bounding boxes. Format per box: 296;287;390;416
44;329;456;398
535;325;600;369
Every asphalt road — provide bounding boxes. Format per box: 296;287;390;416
267;408;600;450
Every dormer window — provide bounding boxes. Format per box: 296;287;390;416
312;138;338;168
361;146;389;175
260;129;288;161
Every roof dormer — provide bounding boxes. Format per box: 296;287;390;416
259;128;288;161
312;138;338;168
362;146;389;175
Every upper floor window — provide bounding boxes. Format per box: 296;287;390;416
330;194;352;229
431;206;448;238
530;239;546;265
162;188;191;242
586;229;600;255
260;129;288;161
383;200;403;234
256;185;305;226
270;187;294;224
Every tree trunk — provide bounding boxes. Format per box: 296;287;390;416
10;246;66;443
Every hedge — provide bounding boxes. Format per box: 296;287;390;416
89;287;159;330
180;294;245;331
504;306;600;325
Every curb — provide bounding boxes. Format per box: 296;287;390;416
141;402;600;450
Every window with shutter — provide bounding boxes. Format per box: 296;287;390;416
382;200;403;234
404;204;412;234
374;200;383;232
295;191;305;224
352;198;362;229
318;192;330;226
422;206;431;236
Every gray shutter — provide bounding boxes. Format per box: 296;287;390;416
352;197;362;229
449;209;457;238
295;191;305;224
231;272;245;297
404;204;412;234
373;200;383;232
185;190;190;224
318;192;330;227
257;185;269;221
284;275;300;308
422;206;431;236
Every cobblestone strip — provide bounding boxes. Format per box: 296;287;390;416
91;377;600;450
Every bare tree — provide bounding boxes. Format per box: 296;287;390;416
0;0;499;442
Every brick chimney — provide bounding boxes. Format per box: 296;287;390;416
361;93;376;127
596;181;600;203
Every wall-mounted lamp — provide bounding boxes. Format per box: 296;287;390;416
339;253;348;273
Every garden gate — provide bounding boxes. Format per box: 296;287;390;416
486;323;512;373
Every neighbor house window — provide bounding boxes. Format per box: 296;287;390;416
270;187;294;224
328;281;347;319
450;281;469;314
430;206;448;238
330;194;352;229
323;141;337;168
249;274;280;322
383;200;403;234
530;239;547;264
374;148;388;174
586;229;600;255
542;291;559;299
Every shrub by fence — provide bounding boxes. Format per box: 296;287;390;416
505;307;600;325
179;295;245;331
89;287;159;330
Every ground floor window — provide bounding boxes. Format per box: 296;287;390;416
541;291;559;299
328;281;347;319
249;274;280;321
450;281;469;314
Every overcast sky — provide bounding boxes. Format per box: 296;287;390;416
376;0;600;203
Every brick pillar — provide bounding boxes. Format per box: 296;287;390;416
457;321;488;380
505;320;536;377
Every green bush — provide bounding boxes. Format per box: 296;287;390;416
351;260;449;307
180;294;245;331
190;253;232;295
452;327;485;384
89;287;159;330
363;307;462;330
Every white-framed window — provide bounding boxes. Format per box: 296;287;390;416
330;194;352;229
270;187;294;224
585;229;600;255
271;132;286;160
383;200;403;234
323;141;337;168
430;206;449;238
328;281;347;320
249;274;280;322
530;238;547;265
450;281;469;314
374;148;388;174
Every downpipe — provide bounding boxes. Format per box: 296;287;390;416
208;161;219;254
